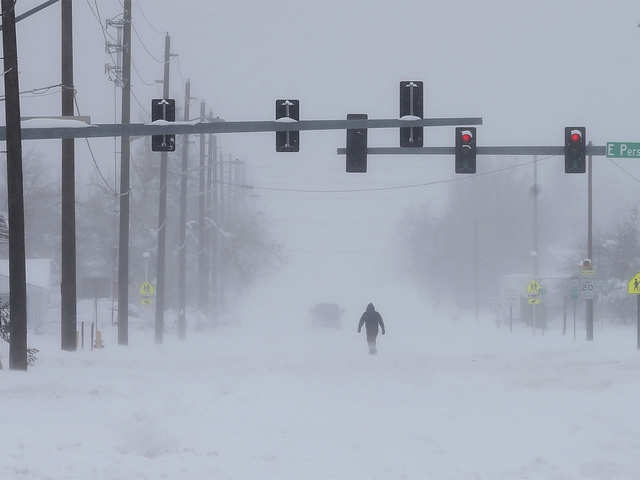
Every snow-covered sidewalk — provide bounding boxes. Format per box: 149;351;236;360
1;320;639;479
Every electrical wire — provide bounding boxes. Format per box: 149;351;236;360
0;82;63;102
131;59;154;87
131;22;163;63
174;55;187;85
218;157;553;194
86;0;116;58
72;93;117;196
130;88;150;116
608;158;640;184
132;0;164;36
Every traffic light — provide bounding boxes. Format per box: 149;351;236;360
276;99;299;152
151;98;176;152
455;127;476;174
399;81;423;147
564;127;586;173
346;114;367;173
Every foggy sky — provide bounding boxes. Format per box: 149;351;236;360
4;0;640;310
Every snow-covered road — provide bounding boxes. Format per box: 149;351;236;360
2;318;640;480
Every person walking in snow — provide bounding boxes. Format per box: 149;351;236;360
357;303;385;354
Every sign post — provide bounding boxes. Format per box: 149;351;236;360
527;279;542;333
627;272;640;349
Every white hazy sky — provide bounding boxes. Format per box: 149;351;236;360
4;0;640;308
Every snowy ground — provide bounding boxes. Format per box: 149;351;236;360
2;308;640;480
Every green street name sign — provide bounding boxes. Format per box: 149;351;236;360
606;142;640;158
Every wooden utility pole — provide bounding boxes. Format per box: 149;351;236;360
198;102;207;313
117;0;132;345
155;34;171;344
2;0;28;369
60;0;76;351
178;79;191;339
206;131;216;316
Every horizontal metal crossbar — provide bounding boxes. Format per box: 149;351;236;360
0;117;483;141
336;145;607;156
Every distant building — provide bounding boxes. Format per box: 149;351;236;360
0;258;52;332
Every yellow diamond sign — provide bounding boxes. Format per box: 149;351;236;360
527;280;541;296
628;273;640;295
139;281;155;297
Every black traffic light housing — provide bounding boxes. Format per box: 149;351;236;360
455;127;477;174
346;114;368;173
151;98;176;152
399;81;423;147
564;127;586;173
276;99;300;152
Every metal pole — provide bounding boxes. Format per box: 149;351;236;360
509;303;513;333
117;0;131;345
473;218;478;321
637;295;639;350
534;156;539;334
60;0;76;351
473;172;478;322
155;34;170;344
177;79;190;340
218;155;226;311
198;102;207;313
586;142;594;341
209;135;218;317
2;0;28;370
205;132;213;315
563;295;567;336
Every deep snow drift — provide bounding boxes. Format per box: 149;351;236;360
1;296;640;480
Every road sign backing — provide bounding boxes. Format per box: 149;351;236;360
628;273;640;295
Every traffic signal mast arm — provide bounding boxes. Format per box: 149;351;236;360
336;145;607;156
0;117;483;141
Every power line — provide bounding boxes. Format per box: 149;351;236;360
132;0;164;36
85;0;118;66
130;88;150;116
73;93;117;196
131;59;154;86
0;82;63;102
218;157;553;194
608;158;640;184
131;22;163;63
174;55;187;85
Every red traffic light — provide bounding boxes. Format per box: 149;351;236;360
461;133;471;143
570;133;581;143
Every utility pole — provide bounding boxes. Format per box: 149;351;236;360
2;0;28;370
208;133;218;317
60;0;76;351
472;173;479;322
198;102;207;313
155;34;171;344
532;155;539;333
117;0;132;345
178;79;191;340
586;142;594;341
218;154;226;311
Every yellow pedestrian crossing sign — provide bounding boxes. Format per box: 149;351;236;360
139;281;155;298
527;280;542;296
628;273;640;294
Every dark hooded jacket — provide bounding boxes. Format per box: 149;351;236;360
358;303;385;335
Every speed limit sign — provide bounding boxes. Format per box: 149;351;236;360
581;278;595;299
